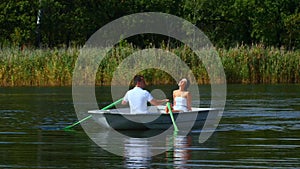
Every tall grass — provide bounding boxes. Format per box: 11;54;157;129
0;44;299;87
0;47;77;86
220;44;300;84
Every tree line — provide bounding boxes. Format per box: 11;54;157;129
1;0;299;49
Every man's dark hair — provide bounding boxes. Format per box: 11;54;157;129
133;75;144;85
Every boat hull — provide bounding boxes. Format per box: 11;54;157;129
88;107;217;130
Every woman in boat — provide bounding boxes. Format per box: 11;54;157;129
172;78;192;112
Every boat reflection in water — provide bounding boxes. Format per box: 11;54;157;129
123;137;152;168
89;129;192;168
166;134;192;169
123;131;192;168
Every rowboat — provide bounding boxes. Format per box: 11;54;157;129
88;106;219;130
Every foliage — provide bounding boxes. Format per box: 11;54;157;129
0;0;38;47
0;0;299;49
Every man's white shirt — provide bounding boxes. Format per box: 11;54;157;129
123;87;153;114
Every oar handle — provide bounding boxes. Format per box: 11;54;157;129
167;102;179;132
64;98;123;130
101;98;123;110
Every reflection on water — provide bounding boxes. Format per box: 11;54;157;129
90;129;193;169
0;85;300;168
124;138;152;168
122;132;192;169
166;134;192;169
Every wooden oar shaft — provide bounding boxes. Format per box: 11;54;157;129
64;98;123;130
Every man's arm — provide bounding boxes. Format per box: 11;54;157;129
122;92;128;105
149;99;169;106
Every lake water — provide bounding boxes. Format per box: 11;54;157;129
1;85;300;168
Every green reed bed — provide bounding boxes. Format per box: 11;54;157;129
219;45;300;84
0;47;77;86
0;44;299;87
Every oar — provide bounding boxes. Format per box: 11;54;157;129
63;98;123;130
166;102;179;132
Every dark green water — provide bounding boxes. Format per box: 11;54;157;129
1;85;299;168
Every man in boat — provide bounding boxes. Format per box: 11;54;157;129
122;75;169;114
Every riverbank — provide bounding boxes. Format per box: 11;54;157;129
0;44;299;86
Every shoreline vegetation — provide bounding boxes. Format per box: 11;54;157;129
0;44;299;87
